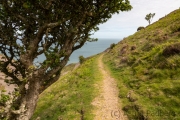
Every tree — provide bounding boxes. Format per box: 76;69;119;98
0;0;132;119
145;13;155;25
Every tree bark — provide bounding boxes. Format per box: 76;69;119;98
24;80;40;120
10;78;40;120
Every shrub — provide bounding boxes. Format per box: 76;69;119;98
137;26;145;31
109;43;116;49
79;56;86;64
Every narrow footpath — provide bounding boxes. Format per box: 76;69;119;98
92;54;127;120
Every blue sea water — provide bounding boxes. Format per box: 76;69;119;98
68;38;120;64
34;38;121;65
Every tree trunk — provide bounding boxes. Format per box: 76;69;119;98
11;78;40;120
23;80;40;120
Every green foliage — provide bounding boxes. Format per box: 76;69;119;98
0;93;10;120
137;26;145;31
0;93;10;106
79;55;86;64
0;92;9;120
145;13;155;25
110;43;116;49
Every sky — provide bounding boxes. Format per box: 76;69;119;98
92;0;180;39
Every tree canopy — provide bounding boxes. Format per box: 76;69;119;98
145;13;155;25
0;0;132;119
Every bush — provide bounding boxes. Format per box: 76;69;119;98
137;26;145;31
79;56;85;64
110;43;116;49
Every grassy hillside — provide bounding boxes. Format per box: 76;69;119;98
103;9;180;119
32;9;180;120
32;55;102;120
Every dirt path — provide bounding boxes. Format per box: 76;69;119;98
92;54;127;120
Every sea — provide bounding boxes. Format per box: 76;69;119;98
33;38;121;65
67;38;120;64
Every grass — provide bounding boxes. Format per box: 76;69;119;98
103;9;180;120
32;54;102;120
61;63;78;75
32;9;180;120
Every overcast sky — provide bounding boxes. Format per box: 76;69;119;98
92;0;180;39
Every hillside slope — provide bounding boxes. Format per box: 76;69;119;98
103;9;180;120
32;9;180;120
32;55;102;120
